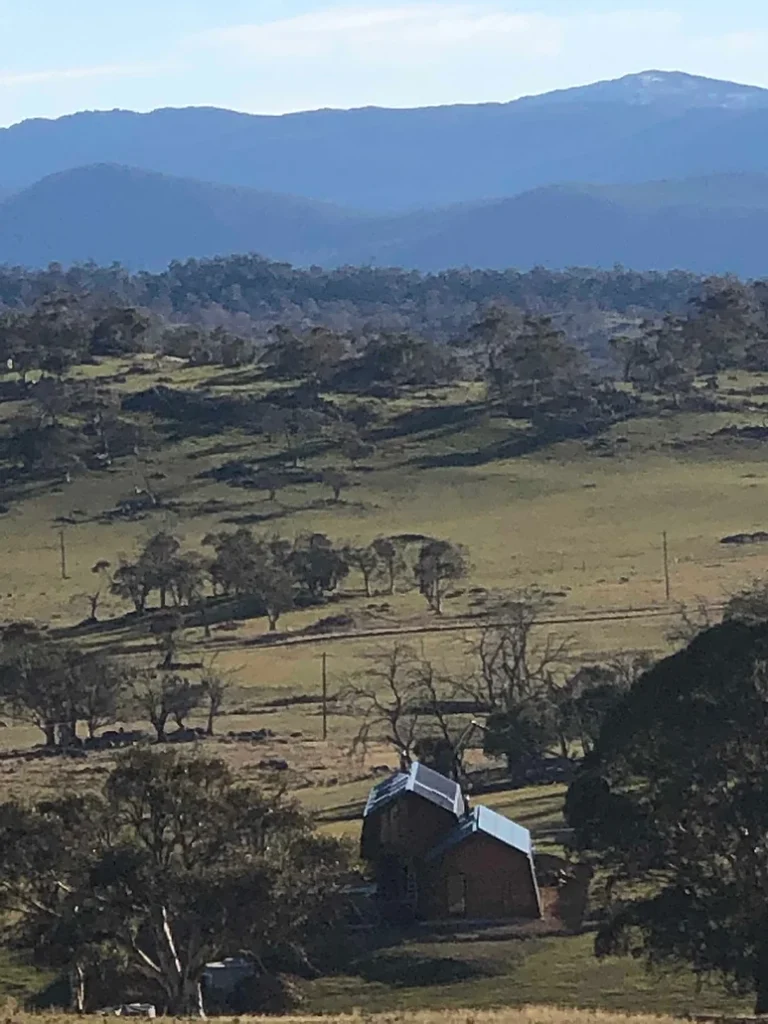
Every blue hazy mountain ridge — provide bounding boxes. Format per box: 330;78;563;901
2;70;768;211
362;179;768;276
0;164;374;270
2;163;768;275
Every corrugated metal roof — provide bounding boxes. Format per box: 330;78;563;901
363;762;466;819
425;805;533;861
363;769;409;817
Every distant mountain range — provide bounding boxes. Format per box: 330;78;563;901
4;71;768;211
3;70;768;274
3;163;768;277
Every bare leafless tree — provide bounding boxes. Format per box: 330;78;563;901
412;655;474;781
608;651;655;690
341;642;475;777
666;597;717;646
462;590;572;712
340;643;425;767
200;664;230;736
69;590;103;623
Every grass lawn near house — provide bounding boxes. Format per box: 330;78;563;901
301;931;750;1017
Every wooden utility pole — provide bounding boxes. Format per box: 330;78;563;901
321;651;328;741
59;529;68;581
662;531;671;602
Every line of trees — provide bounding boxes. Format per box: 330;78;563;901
0;622;130;747
0;528;472;748
610;278;768;398
0;294;152;378
3;276;765;503
0;621;230;747
0;258;706;351
0;371;156;485
104;529;469;631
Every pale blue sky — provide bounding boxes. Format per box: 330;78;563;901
1;0;767;126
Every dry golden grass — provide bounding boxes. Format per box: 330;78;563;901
0;721;395;803
4;363;768;826
2;360;768;656
0;1004;694;1024
4;368;768;1021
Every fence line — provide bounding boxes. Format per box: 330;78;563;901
197;600;727;654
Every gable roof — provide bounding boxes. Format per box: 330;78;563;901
363;761;466;819
425;804;533;861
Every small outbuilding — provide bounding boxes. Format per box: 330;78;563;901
361;762;467;920
421;804;541;921
360;762;541;924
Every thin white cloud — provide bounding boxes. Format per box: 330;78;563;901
199;5;568;63
186;4;690;112
0;63;168;90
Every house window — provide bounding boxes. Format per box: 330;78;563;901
447;873;467;917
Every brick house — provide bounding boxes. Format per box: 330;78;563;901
361;762;541;923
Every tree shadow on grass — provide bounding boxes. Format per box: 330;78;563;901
410;432;541;469
27;975;70;1010
185;439;254;461
353;950;501;988
220;503;319;527
221;498;370;526
371;403;488;443
316;799;366;823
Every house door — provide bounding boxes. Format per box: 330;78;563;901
377;856;419;923
403;859;418;912
446;873;468;918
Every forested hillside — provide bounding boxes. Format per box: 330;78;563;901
0;258;703;359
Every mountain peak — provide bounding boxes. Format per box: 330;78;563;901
524;69;768;110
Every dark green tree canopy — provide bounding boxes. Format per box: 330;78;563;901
566;620;768;1012
0;748;351;1016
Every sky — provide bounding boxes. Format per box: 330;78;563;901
1;0;768;127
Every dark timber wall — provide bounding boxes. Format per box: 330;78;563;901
420;833;541;921
361;792;457;861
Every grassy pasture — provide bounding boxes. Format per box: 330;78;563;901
0;928;752;1017
2;360;768;811
1;361;768;1015
4;398;768;640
